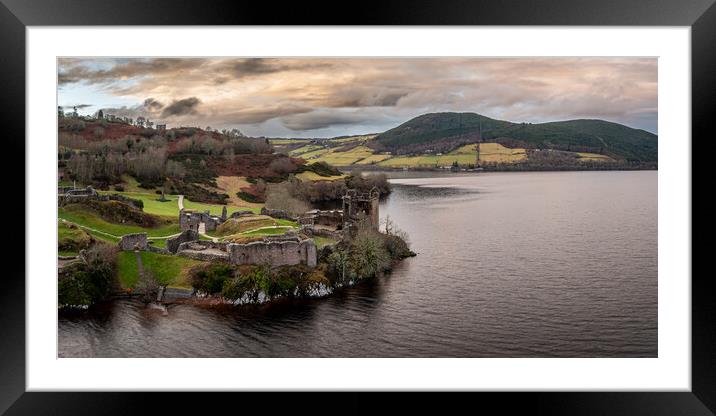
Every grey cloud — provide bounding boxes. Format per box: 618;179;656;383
58;57;658;135
60;104;92;109
143;98;163;110
281;111;376;131
225;105;312;125
58;58;201;85
161;97;201;117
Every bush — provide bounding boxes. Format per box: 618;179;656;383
350;228;391;279
265;181;310;216
190;263;234;294
237;191;264;203
297;161;342;177
268;157;299;176
80;199;160;228
58;244;118;307
113;184;125;192
346;171;391;195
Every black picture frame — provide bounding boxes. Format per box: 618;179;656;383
1;0;711;414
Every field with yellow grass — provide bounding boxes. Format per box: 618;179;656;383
577;152;614;162
295;171;347;182
215;175;264;208
373;143;527;168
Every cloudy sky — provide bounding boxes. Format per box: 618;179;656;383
57;57;658;137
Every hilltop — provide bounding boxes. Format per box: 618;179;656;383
371;112;657;162
277;113;657;170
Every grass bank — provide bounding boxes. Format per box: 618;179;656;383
117;251;206;289
59;205;180;238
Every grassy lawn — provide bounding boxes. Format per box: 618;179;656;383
377;155;429;168
577;152;614;161
59;205;180;238
449;143;527;163
295;171;347;182
289;145;325;156
98;190;179;216
297;147;331;160
275;219;299;227
354;154;392;165
215;215;284;236
58;220;93;255
312;145;375;166
215;176;264;209
117;251;206;289
182;199;261;216
213;217;298;240
270;139;309;145
147;238;167;249
241;226;294;237
100;189;262;217
313;236;338;248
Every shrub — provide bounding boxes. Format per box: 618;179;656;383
264;181;310;216
58;244;118;307
113;184;125;192
268;157;299;176
190;263;234;294
350;229;391;279
237;191;264;203
80;199;160;228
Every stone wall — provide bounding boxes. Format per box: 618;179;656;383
118;233;148;251
342;188;380;229
301;225;344;241
260;207;296;221
176;240;231;262
179;209;224;232
229;210;254;219
228;239;316;267
166;229;199;254
300;210;344;229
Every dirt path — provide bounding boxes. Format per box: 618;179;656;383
177;194;185;210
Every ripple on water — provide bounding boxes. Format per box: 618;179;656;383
59;171;657;358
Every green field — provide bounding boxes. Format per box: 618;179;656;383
577;152;614;161
58;205;180;238
58;221;92;256
354;154;392;165
295;171;347;182
370;143;527;168
99;190;261;217
290;140;531;168
240;226;294;237
100;191;181;216
314;236;338;248
117;251;206;289
182;198;260;216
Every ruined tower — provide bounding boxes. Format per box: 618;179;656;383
342;187;380;230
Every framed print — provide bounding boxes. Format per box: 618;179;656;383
2;0;712;414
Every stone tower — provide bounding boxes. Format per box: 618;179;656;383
342;187;380;230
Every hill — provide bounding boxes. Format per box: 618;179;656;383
371;112;657;162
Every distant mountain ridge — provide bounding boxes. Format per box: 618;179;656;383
372;112;657;162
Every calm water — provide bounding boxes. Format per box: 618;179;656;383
59;171;657;357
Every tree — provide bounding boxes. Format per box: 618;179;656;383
264;181;310;216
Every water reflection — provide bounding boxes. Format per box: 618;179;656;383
60;171;657;358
